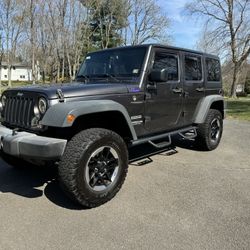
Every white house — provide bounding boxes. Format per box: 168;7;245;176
0;62;40;81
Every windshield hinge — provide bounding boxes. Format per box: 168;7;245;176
56;89;65;102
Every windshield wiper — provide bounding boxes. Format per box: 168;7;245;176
92;73;121;83
77;74;90;83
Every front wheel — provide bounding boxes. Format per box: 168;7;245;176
195;109;223;151
58;128;128;208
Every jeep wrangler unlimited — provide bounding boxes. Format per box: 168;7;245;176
0;44;224;208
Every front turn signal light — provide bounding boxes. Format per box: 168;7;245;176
67;114;76;124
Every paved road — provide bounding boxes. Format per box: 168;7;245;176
0;119;250;250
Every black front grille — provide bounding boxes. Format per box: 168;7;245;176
3;96;35;128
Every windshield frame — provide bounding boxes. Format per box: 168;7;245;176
76;46;150;86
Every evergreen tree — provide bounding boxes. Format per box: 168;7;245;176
88;0;128;49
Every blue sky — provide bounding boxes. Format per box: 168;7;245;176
159;0;202;49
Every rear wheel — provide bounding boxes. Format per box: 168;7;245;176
195;109;223;151
58;128;128;208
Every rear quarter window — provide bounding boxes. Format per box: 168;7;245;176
206;58;221;82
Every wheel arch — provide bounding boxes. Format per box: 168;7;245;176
71;111;135;142
41;100;137;141
193;95;225;124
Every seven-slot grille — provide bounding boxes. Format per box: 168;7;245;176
3;95;35;128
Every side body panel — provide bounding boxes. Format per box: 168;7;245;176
181;52;205;126
143;47;184;133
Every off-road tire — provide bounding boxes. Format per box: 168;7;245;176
195;109;223;151
58;128;128;208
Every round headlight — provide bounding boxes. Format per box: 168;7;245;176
38;97;47;114
34;106;40;118
1;95;7;107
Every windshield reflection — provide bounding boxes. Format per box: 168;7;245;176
77;47;147;84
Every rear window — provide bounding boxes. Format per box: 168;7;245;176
206;58;221;82
184;55;202;81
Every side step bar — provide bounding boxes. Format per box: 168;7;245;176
129;145;176;164
131;126;197;148
148;135;171;148
179;129;197;140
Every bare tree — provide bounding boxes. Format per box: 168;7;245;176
124;0;170;45
196;27;223;55
0;0;25;87
37;1;50;83
23;0;38;84
0;32;4;90
65;0;87;81
56;0;68;82
186;0;250;97
0;0;171;85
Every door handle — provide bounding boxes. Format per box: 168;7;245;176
196;87;204;92
172;87;183;94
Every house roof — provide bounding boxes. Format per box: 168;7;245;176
0;62;31;68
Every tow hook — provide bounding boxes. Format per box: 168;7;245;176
12;128;19;136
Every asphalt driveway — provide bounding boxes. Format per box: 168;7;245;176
0;119;250;250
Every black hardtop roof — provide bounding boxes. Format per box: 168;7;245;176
89;44;219;59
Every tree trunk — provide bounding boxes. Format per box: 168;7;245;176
66;47;73;81
32;49;36;84
30;0;36;85
0;65;2;88
57;61;60;83
7;64;11;87
73;64;77;80
61;55;65;82
230;63;239;98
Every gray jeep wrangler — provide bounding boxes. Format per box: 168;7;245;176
0;44;224;208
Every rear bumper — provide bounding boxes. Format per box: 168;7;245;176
0;125;67;160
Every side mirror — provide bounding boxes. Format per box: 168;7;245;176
149;68;168;82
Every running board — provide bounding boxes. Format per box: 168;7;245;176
179;128;197;140
129;144;176;164
130;157;153;166
148;135;171;148
131;126;197;147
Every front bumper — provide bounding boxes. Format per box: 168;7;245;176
0;125;67;160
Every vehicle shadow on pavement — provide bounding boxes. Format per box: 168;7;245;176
0;137;200;210
172;135;205;151
0;159;83;210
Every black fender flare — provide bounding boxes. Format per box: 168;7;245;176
41;100;137;140
193;95;225;124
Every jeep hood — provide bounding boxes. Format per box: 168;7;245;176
7;82;129;99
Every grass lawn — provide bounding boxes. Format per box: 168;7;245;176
226;97;250;121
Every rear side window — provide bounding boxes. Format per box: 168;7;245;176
185;55;202;81
206;58;221;82
153;52;179;81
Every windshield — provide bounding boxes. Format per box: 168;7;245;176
77;47;147;83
